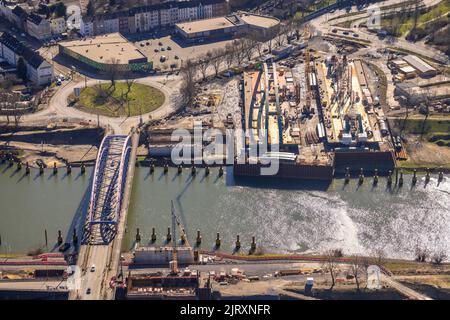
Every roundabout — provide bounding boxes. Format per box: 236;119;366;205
21;75;182;134
72;82;165;117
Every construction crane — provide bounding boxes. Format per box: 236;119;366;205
170;201;190;275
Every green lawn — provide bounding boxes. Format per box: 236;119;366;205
382;0;450;36
393;117;450;134
74;82;165;117
295;0;336;18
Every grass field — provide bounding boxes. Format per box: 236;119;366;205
75;82;165;117
393;117;450;134
394;117;450;170
382;0;450;36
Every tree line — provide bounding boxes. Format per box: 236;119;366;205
179;17;308;107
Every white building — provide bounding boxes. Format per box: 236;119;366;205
26;12;51;40
80;17;94;37
0;32;53;86
160;6;179;26
0;2;15;22
134;9;159;32
178;6;198;22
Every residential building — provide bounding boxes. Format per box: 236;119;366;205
79;0;229;36
0;32;53;85
11;5;28;30
50;17;66;36
26;12;51;40
0;1;15;22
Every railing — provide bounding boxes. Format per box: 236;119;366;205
88;135;131;226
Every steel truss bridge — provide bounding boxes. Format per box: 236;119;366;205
84;134;132;245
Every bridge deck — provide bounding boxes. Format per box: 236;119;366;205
86;135;131;245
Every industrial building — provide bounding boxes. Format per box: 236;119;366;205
403;55;437;78
175;12;280;41
125;270;205;300
389;55;437;80
395;82;450;105
133;246;194;265
58;33;152;73
175;16;240;40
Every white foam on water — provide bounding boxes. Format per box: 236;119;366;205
216;177;450;260
214;187;365;255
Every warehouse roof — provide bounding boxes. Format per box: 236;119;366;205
399;66;416;73
176;16;236;34
238;12;279;29
403;55;436;74
59;33;147;65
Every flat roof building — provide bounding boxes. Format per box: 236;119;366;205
175;16;239;40
175;11;280;41
398;65;416;79
58;33;152;73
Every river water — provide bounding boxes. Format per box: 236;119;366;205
1;163;449;260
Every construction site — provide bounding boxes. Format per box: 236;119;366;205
235;41;395;179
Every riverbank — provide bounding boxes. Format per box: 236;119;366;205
0;124;104;167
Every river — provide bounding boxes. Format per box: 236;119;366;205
1;163;449;260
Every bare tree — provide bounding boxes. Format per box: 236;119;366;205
431;251;447;265
274;23;288;47
415;247;429;262
373;247;386;267
322;249;338;291
123;78;136;116
349;255;364;292
0;90;21;125
234;39;247;66
197;57;210;81
210;48;225;77
106;57;121;95
253;39;265;59
224;43;236;69
243;38;256;62
180;59;198;108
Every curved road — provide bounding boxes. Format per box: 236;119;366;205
22;74;182;134
311;0;448;63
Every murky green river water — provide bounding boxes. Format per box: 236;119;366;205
1;163;449;259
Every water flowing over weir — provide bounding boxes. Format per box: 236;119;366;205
0;162;449;260
125;167;450;260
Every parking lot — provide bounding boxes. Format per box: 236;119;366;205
128;34;234;70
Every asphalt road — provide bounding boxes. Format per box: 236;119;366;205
311;0;448;63
21;75;182;134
